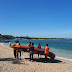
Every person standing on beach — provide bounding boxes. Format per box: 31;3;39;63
29;43;34;61
15;41;21;60
11;41;17;58
45;44;49;59
9;42;11;47
11;40;21;60
27;42;31;58
27;42;31;47
38;43;41;58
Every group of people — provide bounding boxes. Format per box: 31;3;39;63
11;41;49;61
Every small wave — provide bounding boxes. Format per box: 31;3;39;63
56;56;72;62
0;43;4;45
41;46;45;48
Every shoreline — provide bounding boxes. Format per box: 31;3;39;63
0;43;72;72
1;38;72;41
0;42;72;62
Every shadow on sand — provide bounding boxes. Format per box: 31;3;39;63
0;58;15;61
25;58;62;63
0;58;25;64
0;58;62;64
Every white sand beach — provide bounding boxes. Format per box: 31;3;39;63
0;44;72;72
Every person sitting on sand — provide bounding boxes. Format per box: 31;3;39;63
27;42;31;58
38;43;41;58
29;43;34;61
11;40;21;60
45;44;49;59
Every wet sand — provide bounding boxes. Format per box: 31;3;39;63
0;43;72;72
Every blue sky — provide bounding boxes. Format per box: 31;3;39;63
0;0;72;38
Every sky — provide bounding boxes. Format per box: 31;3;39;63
0;0;72;38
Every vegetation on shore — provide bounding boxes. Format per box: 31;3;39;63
0;34;64;40
0;35;14;40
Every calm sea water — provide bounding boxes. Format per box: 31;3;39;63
0;39;72;61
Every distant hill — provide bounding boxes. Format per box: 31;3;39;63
0;34;65;40
0;35;14;40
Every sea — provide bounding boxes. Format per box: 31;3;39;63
0;39;72;61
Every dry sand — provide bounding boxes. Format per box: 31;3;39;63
0;43;72;72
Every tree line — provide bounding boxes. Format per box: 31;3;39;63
0;34;63;40
0;35;14;40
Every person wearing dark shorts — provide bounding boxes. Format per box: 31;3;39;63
11;40;21;60
11;41;17;58
29;43;34;61
38;43;41;58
